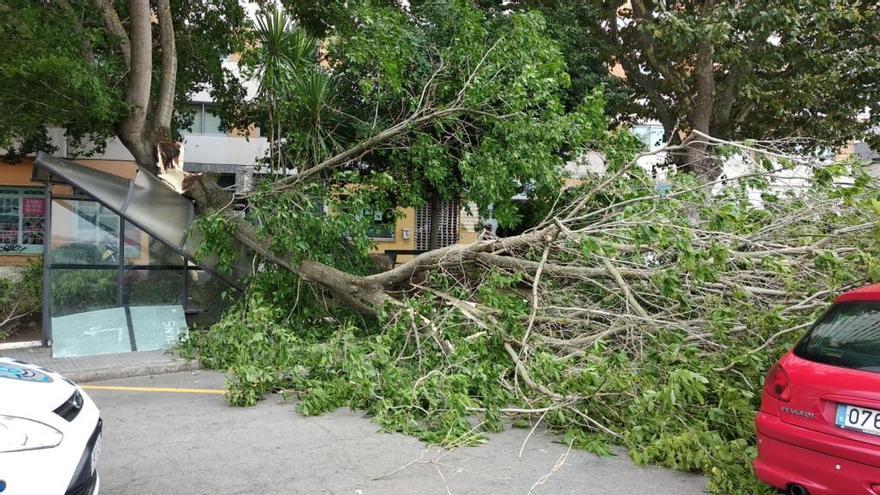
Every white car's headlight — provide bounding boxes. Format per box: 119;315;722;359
0;415;63;452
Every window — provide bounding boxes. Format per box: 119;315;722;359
415;200;460;250
795;302;880;372
363;209;395;240
185;104;225;135
0;188;46;254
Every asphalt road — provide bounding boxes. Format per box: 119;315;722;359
85;371;707;495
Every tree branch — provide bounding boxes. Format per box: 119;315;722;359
270;106;466;190
153;0;178;136
94;0;131;68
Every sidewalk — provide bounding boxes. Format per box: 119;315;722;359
0;346;199;382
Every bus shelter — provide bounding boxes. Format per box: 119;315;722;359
33;153;249;357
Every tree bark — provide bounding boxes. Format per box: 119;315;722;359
94;0;131;68
153;0;177;140
117;0;157;173
684;41;717;180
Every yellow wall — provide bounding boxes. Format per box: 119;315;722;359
836;142;856;162
0;158;137;190
370;204;483;258
0;254;39;266
369;207;416;252
369;207;416;264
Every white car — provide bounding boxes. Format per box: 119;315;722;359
0;358;101;495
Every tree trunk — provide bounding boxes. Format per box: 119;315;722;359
152;0;177;140
231;220;393;314
684;41;717;181
118;0;154;172
106;0;178;175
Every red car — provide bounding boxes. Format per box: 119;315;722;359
755;284;880;494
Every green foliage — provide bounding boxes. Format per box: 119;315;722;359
0;0;247;154
507;0;880;150
195;173;398;276
249;1;620;230
248;178;395;274
0;261;42;338
190;163;880;494
194;214;240;276
0;2;124;156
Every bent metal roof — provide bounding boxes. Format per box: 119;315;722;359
34;152;247;289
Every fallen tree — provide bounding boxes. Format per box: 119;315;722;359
186;136;880;494
9;3;879;491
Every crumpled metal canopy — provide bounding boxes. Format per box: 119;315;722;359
35;152;247;289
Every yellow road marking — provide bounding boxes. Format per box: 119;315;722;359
81;385;226;395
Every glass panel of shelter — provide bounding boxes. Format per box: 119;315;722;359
47;196;227;357
48;198;130;357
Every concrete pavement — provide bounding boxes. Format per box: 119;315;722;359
86;371;707;495
1;347;197;382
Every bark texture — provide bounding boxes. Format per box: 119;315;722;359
101;0;179;175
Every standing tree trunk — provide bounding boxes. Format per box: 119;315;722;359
99;0;178;175
685;41;716;180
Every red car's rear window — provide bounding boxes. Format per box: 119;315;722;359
794;302;880;372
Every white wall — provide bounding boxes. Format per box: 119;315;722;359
182;134;268;168
48;127;267;169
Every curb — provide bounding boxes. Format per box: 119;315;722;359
68;359;201;383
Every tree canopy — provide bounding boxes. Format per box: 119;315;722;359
506;0;880;171
0;0;247;165
240;1;631;231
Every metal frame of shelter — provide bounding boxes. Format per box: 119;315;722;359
33;153;248;350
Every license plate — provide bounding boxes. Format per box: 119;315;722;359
91;433;102;474
835;404;880;436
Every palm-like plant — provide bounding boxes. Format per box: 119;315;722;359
283;69;357;170
248;6;355;175
250;6;318;173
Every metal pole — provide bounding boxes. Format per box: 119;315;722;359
41;182;52;347
119;219;136;351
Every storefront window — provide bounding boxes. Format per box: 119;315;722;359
0;188;46;254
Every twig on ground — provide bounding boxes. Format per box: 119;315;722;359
527;440;574;495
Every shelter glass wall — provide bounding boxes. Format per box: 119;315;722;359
46;197;226;357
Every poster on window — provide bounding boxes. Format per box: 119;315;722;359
22;198;46;217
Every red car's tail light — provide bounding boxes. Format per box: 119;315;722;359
870;483;880;495
764;363;791;402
